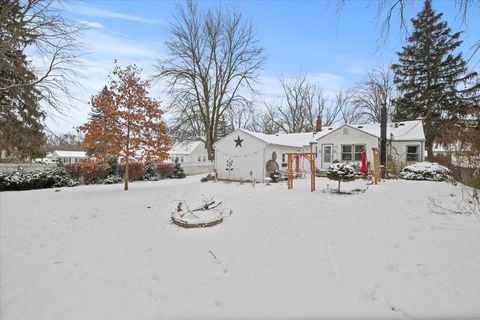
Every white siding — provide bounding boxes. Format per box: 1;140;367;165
214;131;267;182
389;140;424;165
316;126;379;170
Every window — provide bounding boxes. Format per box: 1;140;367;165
181;156;184;162
341;144;366;161
203;156;206;161
341;145;352;161
198;156;201;162
354;145;365;161
282;153;286;163
175;156;179;162
407;145;420;162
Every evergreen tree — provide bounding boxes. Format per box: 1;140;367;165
0;48;45;161
1;2;46;161
392;0;479;156
173;161;186;179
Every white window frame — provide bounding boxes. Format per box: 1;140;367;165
341;144;366;161
406;145;420;162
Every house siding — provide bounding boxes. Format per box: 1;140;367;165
316;126;379;170
214;130;267;182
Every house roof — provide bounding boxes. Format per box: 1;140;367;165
314;120;425;143
241;130;316;148
168;141;203;155
53;150;86;158
220;120;424;150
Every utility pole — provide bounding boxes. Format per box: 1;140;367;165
380;103;387;178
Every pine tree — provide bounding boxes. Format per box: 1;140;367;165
392;0;479;157
0;48;45;161
173;161;186;179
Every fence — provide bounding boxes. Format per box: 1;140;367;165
0;163;56;174
181;162;214;176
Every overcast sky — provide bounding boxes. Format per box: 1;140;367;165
43;0;480;134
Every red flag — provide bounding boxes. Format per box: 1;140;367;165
360;150;367;174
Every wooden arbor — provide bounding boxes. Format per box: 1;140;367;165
287;152;316;192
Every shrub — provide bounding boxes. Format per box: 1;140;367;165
200;173;215;183
156;163;174;179
399;161;452;181
65;164;81;180
79;160;106;185
326;163;356;193
173;161;186;179
143;162;158;181
118;162;145;181
105;156;119;177
102;175;122;184
425;155;452;168
0;167;79;191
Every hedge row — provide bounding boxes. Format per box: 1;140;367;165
64;162;178;185
0;167;79;191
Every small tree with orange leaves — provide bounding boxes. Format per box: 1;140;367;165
79;63;170;190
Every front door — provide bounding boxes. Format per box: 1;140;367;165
322;144;333;169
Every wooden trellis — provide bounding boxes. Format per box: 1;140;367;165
287;152;316;192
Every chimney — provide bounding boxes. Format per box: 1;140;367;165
315;116;322;133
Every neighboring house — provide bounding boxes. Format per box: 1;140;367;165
213;120;425;182
51;150;87;164
167;141;209;164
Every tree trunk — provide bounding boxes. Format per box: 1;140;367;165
338;180;341;193
124;126;130;191
206;133;214;161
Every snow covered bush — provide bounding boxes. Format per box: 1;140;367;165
156;163;174;179
105;156;119;177
326;163;356;193
0;167;79;191
200;173;215;183
143;162;158;181
173;162;186;179
102;175;122;184
399;161;452;181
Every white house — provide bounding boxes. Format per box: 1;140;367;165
214;130;314;182
213;120;425;182
51;150;87;164
315;120;425;170
167;141;209;164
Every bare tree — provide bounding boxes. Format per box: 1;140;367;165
336;89;362;125
263;73;343;133
351;65;396;123
155;1;264;159
224;103;255;131
0;0;83;113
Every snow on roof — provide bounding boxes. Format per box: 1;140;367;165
242;130;316;148
169;141;203;155
357;120;425;141
238;120;424;149
53;150;86;158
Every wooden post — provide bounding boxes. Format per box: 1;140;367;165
310;154;315;192
372;147;381;184
287;154;293;189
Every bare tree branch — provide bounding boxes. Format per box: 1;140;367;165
154;0;264;159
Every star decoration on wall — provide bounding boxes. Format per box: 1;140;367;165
234;136;244;148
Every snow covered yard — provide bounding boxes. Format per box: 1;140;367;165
1;176;479;320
